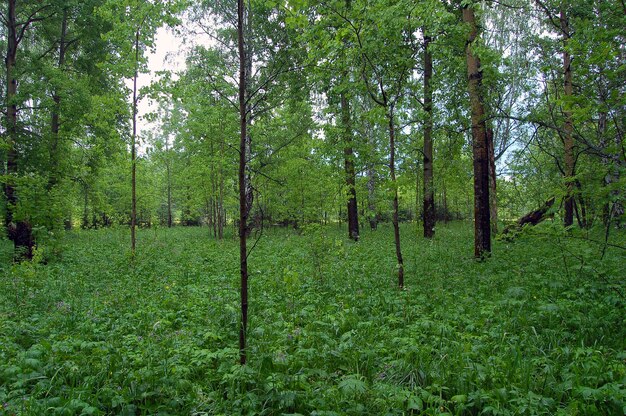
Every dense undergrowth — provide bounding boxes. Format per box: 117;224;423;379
0;222;624;415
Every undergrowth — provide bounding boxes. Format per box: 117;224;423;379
0;222;624;415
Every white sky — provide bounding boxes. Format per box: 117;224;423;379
135;26;184;140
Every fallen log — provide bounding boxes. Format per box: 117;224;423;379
503;197;556;235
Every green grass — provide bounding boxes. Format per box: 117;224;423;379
0;222;624;415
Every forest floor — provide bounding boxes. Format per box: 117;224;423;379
0;222;624;415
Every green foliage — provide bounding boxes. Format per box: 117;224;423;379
1;223;624;414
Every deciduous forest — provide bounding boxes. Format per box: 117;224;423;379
1;0;625;414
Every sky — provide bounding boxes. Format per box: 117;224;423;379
135;26;186;141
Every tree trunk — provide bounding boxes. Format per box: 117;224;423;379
48;8;67;192
560;7;574;227
210;138;217;236
165;135;172;228
463;4;491;258
443;185;448;223
4;0;34;260
574;179;588;228
388;109;404;288
131;29;139;254
366;122;377;230
341;92;359;240
237;0;249;365
218;131;225;239
503;197;555;234
423;33;435;239
82;185;89;229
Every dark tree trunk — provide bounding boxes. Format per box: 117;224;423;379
218;132;225;239
210;138;217;236
503;197;555;234
574;179;588;228
237;0;249;365
388;109;404;288
4;0;34;260
463;4;491;258
165;135;172;228
366;122;377;230
341;92;359;241
442;185;448;223
82;186;89;229
560;7;575;227
131;29;139;254
48;8;67;191
423;33;435;239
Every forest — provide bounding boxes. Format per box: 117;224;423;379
0;0;625;414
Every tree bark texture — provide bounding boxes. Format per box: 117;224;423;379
48;8;67;191
237;0;249;365
560;7;575;227
463;4;491;257
423;33;435;239
341;92;359;241
388;109;404;287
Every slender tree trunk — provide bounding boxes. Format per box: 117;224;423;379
210;138;217;236
341;92;359;240
48;8;67;191
338;204;342;228
574;179;588;228
463;4;491;258
82;186;89;229
218;131;225;239
237;0;249;365
443;185;448;223
560;7;574;227
599;109;611;223
166;164;172;228
366;122;377;230
131;29;139;254
423;33;435;239
388;108;404;288
165;136;172;227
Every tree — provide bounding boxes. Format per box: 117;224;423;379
236;0;250;365
3;1;55;260
463;2;491;258
98;0;182;253
341;0;417;287
423;31;435;238
341;90;360;241
528;0;625;229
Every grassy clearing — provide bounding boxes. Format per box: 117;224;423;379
0;222;624;415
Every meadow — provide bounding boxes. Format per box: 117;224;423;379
0;222;624;415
